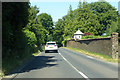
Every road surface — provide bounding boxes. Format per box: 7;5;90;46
7;48;118;79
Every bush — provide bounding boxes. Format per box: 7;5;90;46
82;35;94;39
23;29;37;46
23;29;37;52
84;32;93;36
82;35;107;39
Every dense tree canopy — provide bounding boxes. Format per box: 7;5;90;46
53;19;64;46
53;1;118;46
73;5;101;35
90;1;118;33
25;5;48;48
2;2;30;57
37;13;54;34
2;2;54;74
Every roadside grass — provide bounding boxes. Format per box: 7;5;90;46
2;47;34;76
63;47;119;63
0;72;4;77
2;52;32;76
2;45;45;77
32;45;45;56
32;50;41;56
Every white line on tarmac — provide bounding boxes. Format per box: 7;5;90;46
87;56;94;59
58;51;90;80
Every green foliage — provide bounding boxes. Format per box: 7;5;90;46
90;2;118;34
2;3;52;75
23;29;37;47
53;19;64;46
106;21;118;36
37;13;54;43
82;35;94;39
47;34;54;41
81;35;107;39
63;5;75;41
26;5;49;49
2;2;30;58
54;1;118;46
73;7;101;35
37;13;53;34
32;24;48;45
26;5;39;31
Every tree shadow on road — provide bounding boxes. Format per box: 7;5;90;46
7;55;58;75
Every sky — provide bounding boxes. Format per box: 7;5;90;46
30;0;120;22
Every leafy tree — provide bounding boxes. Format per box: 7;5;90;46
26;6;48;49
90;2;118;34
73;2;101;35
47;34;54;41
37;13;53;34
106;21;118;36
2;2;30;57
63;5;75;39
78;0;82;9
23;29;37;49
26;5;39;30
53;19;65;46
53;1;118;46
26;5;40;47
37;13;54;42
2;2;32;74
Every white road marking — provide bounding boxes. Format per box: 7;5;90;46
58;51;90;80
87;56;94;59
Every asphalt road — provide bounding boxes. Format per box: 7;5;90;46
10;48;118;79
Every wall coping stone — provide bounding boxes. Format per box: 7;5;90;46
69;37;111;41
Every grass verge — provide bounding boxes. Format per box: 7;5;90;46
32;45;45;56
2;52;33;76
63;47;119;63
2;45;45;77
32;50;41;56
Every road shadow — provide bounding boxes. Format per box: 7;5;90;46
45;51;58;53
7;55;58;75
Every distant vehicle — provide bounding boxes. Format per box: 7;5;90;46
45;41;58;53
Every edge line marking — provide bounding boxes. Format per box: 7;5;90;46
58;51;90;80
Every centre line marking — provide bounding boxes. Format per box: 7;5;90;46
58;51;90;80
